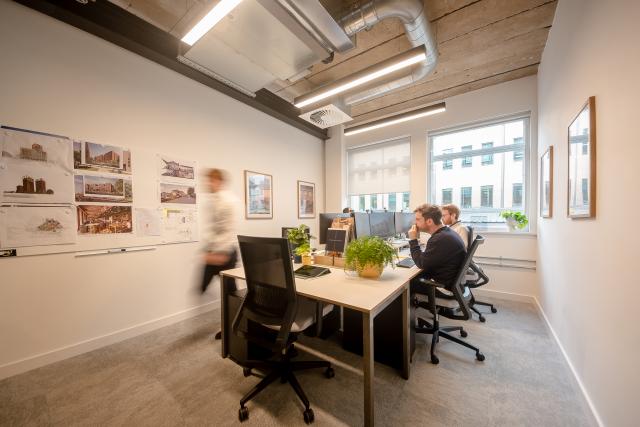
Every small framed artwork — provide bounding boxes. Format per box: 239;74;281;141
540;146;553;218
567;96;596;218
244;170;273;219
297;180;316;218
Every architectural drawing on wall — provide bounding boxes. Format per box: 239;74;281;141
74;175;133;203
158;155;195;180
161;208;197;242
135;207;161;237
0;126;74;204
160;183;196;205
0;205;76;248
76;205;132;234
74;140;132;175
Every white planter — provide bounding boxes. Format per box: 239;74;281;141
506;218;518;232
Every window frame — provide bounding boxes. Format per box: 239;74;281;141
427;113;531;232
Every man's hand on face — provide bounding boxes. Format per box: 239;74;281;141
407;224;418;240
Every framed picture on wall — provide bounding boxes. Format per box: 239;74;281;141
244;170;272;219
297;181;315;219
540;146;553;218
567;96;596;218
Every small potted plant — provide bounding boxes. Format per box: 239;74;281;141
500;210;529;231
295;242;313;266
287;225;314;263
344;236;397;279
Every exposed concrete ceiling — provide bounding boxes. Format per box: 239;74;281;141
109;0;557;128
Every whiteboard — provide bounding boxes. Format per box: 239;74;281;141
0;125;199;257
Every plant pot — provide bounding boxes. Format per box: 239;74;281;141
301;254;313;266
506;218;518;232
359;263;383;279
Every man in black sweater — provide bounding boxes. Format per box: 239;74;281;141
407;203;466;288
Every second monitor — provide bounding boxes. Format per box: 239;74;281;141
369;212;395;238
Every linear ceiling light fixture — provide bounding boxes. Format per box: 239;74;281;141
294;46;427;109
344;102;446;136
182;0;244;46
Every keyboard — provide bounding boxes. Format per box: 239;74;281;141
396;257;415;268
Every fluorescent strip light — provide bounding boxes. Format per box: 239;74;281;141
182;0;243;46
294;46;427;109
344;103;446;136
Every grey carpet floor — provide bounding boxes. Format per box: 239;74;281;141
0;298;597;426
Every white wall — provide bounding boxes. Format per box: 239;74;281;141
0;1;324;378
537;0;640;425
327;76;539;297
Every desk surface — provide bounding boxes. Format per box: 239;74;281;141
221;265;420;315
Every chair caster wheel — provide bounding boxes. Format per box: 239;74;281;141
303;408;315;424
242;368;252;377
430;355;439;364
479;315;486;323
324;367;335;379
476;352;485;362
460;329;468;338
491;307;498;313
239;406;249;422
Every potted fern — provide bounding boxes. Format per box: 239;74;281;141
500;210;529;231
344;236;397;279
286;225;314;263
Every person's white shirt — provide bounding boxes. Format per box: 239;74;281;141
449;221;469;249
205;189;238;254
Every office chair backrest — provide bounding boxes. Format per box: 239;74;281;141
449;235;485;319
234;235;298;346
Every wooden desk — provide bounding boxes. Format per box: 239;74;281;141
220;265;421;427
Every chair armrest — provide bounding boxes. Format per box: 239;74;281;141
418;278;444;288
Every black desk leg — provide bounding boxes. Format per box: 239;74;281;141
220;275;237;358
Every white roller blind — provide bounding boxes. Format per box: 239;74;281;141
347;138;410;195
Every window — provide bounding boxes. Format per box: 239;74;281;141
481;142;494;165
442;188;453;204
461;145;472;167
442;148;453;170
513;137;524;161
461;187;472;209
480;185;493;207
429;115;530;231
582;141;589;155
512;183;523;207
348;138;411;212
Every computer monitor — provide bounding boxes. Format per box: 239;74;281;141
353;212;371;238
369;212;395;238
395;212;415;235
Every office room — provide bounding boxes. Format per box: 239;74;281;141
0;0;637;426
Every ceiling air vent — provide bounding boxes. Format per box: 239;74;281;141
299;103;352;129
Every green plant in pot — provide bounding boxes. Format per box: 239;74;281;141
344;236;397;279
286;225;314;263
500;210;529;231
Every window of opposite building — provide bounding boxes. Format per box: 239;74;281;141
429;114;531;231
347;137;411;212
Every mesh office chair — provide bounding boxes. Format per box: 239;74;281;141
413;236;486;364
465;226;497;322
233;235;334;424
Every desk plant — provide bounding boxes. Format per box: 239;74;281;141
287;225;314;264
500;210;529;231
344;236;396;279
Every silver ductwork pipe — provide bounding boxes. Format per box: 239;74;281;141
339;0;437;105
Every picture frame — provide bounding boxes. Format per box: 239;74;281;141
540;146;553;218
297;180;316;219
567;96;596;218
244;170;273;219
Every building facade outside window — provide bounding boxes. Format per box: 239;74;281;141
443;148;453;170
429;114;530;231
347;137;411;212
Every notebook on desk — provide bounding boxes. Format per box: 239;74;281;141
396;257;415;268
294;265;331;279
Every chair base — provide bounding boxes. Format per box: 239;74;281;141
238;350;333;424
415;317;485;364
469;297;498;323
